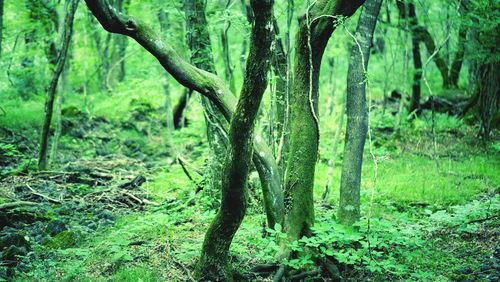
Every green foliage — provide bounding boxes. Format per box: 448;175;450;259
464;0;500;64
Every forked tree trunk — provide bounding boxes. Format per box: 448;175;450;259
338;0;382;226
195;1;274;280
397;0;467;90
38;0;79;170
284;0;365;244
84;0;282;233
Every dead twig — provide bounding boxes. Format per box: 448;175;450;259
26;184;62;204
176;155;203;192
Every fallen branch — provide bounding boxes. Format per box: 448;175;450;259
119;175;146;189
176;155;203;192
26;184;62;204
0;201;39;210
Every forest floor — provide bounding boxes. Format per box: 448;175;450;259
1;97;499;281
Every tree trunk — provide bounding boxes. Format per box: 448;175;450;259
84;0;283;232
284;0;365;243
157;8;174;136
184;0;230;197
114;0;129;82
195;1;274;280
38;0;79;170
478;62;500;140
221;0;237;94
338;0;382;226
271;19;290;177
448;23;467;87
397;1;422;115
322;95;345;202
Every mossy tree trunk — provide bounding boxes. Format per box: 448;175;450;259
38;0;79;170
284;0;365;243
338;0;382;226
195;1;274;280
184;0;229;197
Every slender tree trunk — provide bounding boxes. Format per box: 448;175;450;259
322;95;345;202
339;0;382;226
448;23;467;87
416;26;450;87
219;0;236;94
39;0;79;170
239;0;252;76
284;0;365;243
49;44;72;166
114;0;129;82
397;1;422;115
184;0;230;197
271;20;289;173
195;1;274;280
88;13;112;90
157;9;174;136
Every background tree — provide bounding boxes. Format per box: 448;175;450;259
38;0;79;170
283;0;365;245
339;0;383;226
196;2;274;279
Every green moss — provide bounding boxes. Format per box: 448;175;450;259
44;230;81;249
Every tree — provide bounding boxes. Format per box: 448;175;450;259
396;0;468;114
38;0;79;170
396;1;422;115
463;0;500;140
196;2;274;279
84;0;366;279
184;0;231;201
338;0;382;226
283;0;365;245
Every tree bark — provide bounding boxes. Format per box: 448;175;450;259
477;62;500;140
338;0;382;226
38;0;79;170
284;0;365;243
397;1;422;114
195;1;274;280
184;0;230;197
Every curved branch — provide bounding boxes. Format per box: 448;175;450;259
85;0;283;227
85;0;235;119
